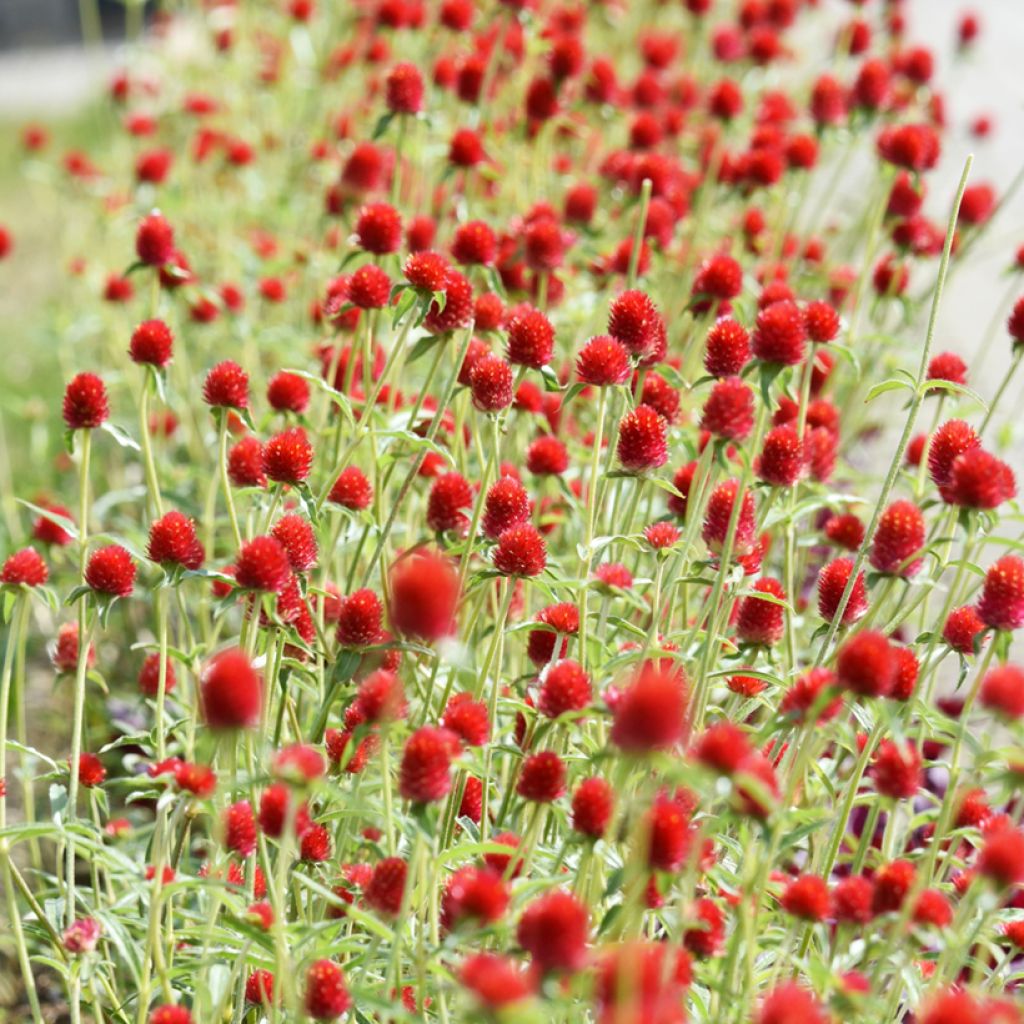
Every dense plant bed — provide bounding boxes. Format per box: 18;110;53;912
1;1;1023;1022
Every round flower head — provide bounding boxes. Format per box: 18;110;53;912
757;983;826;1024
644;521;680;551
399;726;460;803
85;545;135;598
926;351;968;387
452;220;497;266
752;300;807;366
701;376;755;441
704;317;751;378
693;252;743;301
148;510;204;570
427;473;473;535
336;589;383;648
148;1007;193;1024
203;360;249;410
493;524;546;577
348;264;391;309
482;476;531;539
526;435;569;476
355;202;402;255
978;825;1024;887
201;649;262;729
608;289;661;357
517;750;567;802
235;535;291;593
527;602;579;666
943;604;986;655
385;62;424;114
424;269;474;334
803;300;840;343
576;335;631;387
736;577;786;645
538;659;591;718
927;419;980;489
304;960;351;1020
138;653;176;697
389;550;459;641
506;305;555;369
571;777;613;838
1;547;48;587
517;890;589;974
869;500;925;576
469;355;514;412
271;514;318;572
617;405;668;472
611;663;688;753
263;427;313;484
781;875;830;921
702;479;757;556
135;211;174;266
978;555;1024;631
980;665;1024;719
130;319;174;368
817;557;868;624
836;630;896;698
228;436;266;488
872;740;922;799
329;466;373;510
441;693;489;747
946;448;1016;509
757;425;805;487
403;250;450;292
32;503;74;547
63;373;109;430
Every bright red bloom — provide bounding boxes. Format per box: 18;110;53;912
203;360;249;409
452;220;497;266
390;551;459;641
228;436;266;488
223;799;257;856
263;427;313;484
385;62;424;114
944;604;986;654
869;500;925;576
758;983;826;1024
836;630;897;698
148;510;204;569
877;123;940;172
752;300;807;366
527;602;579;666
130;319;174;368
928;419;980;489
873;859;916;913
399;726;460;803
919;990;983;1024
235;535;291;592
701;376;754;441
538;659;591;718
978;556;1024;631
85;545;135;597
329;466;373;510
608;290;662;358
425;268;474;334
353;669;406;724
978;825;1024;886
803;300;840;343
201;649;262;729
817;557;868;624
507;305;555;368
781;667;841;724
348;264;391;309
365;857;408;916
517;751;567;802
136;212;174;266
757;425;805;486
695;721;752;774
245;970;275;1006
427;472;473;534
595;942;692;1024
404;250;450;292
304;960;351;1020
494;524;546;577
469;355;514;412
442;867;510;930
517;890;589;973
1;547;48;587
76;752;105;788
693;253;742;301
946;448;1016;509
355;202;402;254
736;577;786;645
980;665;1024;719
704;318;751;378
526;435;569;475
572;777;613;838
702;479;757;556
138;653;176;697
148;1008;193;1024
611;664;688;753
872;740;922;799
832;875;875;924
460;954;532;1009
824;513;864;551
617;405;668;471
266;371;310;414
271;514;317;572
441;693;489;746
32;503;74;547
577;335;631;386
781;875;829;921
683;898;724;957
336;589;383;648
483;476;531;539
63;372;109;430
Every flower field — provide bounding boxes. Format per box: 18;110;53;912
1;1;1024;1022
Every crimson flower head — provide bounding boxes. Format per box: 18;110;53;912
736;577;786;645
385;62;425;115
348;263;391;309
235;536;291;593
617;405;668;472
836;629;897;698
424;268;474;334
538;659;591;718
304;960;351;1020
399;726;461;803
608;289;661;358
978;555;1024;631
32;503;74;547
452;220;497;266
704;317;751;378
355;202;402;255
507;305;555;368
449;127;486;168
130;319;174;368
979;823;1024;887
203;360;249;410
469;354;514;412
526;435;569;476
757;425;805;487
63;372;109;430
266;371;310;415
752;300;807;366
517;751;567;802
85;545;135;598
336;588;383;648
576;335;631;387
803;300;840;343
460;954;532;1009
872;740;922;799
1;547;48;587
693;252;743;301
927;419;979;489
404;250;450;292
781;875;830;921
817;556;868;624
271;514;317;573
611;663;688;753
148;510;203;571
135;211;174;266
869;499;925;576
571;777;613;839
946;448;1016;509
148;1007;193;1024
228;436;266;488
702;479;757;556
76;752;106;788
644;521;680;551
263;427;313;485
389;550;459;641
201;649;262;729
517;890;589;974
701;376;754;441
757;983;826;1024
482;476;530;539
494;523;546;577
943;604;985;655
527;602;579;665
329;466;373;510
981;665;1024;719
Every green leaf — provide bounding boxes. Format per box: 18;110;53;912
864;377;915;403
100;421;142;451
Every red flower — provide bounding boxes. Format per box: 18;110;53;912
482;476;531;539
576;335;631;386
944;604;985;654
919;990;983;1024
704;317;751;378
978;825;1024;886
138;653;176;697
304;959;351;1020
978;555;1024;631
781;667;842;724
399;726;460;803
596;942;692;1024
832;874;874;923
517;751;567;802
452;220;497;266
644;521;680;550
527;602;579;665
353;669;406;724
980;665;1024;719
758;983;826;1024
683;898;724;957
526;435;569;475
365;857;408;916
348;264;391;309
442;867;510;930
130;319;174;367
469;355;514;412
872;859;916;913
442;693;489;746
460;954;533;1009
695;721;752;774
404;250;450;292
701;376;754;441
817;557;868;624
63;372;109;430
836;630;897;698
385;62;424;114
173;761;215;796
228;436;266;488
355;202;402;254
507;305;555;368
1;547;48;587
702;479;757;556
869;500;925;576
148;1008;193;1024
928;419;980;489
223;799;257;856
390;551;459;641
608;289;661;358
877;123;940;172
736;577;786;645
201;649;262;729
329;466;372;510
611;663;688;753
693;252;742;300
425;268;474;334
804;300;840;343
76;752;105;788
617;405;668;471
245;970;275;1007
203;360;249;409
85;545;136;597
946;448;1016;509
517;890;589;973
824;513;864;551
752;300;807;366
336;589;383;648
271;514;317;572
235;536;291;592
263;427;313;484
32;503;74;547
494;524;546;577
571;777;613;838
538;659;591;718
136;212;175;266
781;875;829;920
757;425;805;486
148;510;204;570
872;740;922;799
